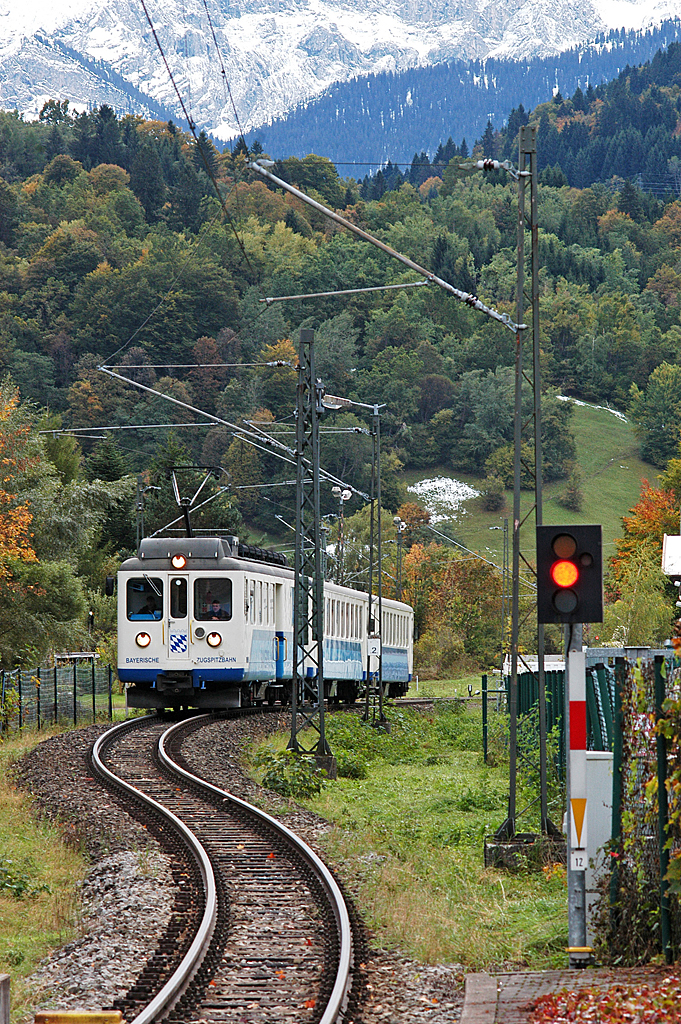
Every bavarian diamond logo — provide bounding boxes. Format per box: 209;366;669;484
170;633;188;654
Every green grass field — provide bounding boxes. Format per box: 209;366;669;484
250;703;568;970
404;402;656;567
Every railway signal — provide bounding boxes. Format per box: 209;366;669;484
536;525;603;624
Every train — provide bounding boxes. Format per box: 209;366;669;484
116;535;414;710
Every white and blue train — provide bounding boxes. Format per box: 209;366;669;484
117;535;414;710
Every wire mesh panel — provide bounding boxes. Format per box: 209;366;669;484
0;662;114;735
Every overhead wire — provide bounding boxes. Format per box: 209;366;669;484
200;0;248;151
98;364;370;499
139;0;252;270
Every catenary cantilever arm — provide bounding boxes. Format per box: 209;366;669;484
248;159;525;334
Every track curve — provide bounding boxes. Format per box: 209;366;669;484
90;713;356;1024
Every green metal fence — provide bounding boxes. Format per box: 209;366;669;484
0;662;114;733
507;662;626;772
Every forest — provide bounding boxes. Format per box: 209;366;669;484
245;20;681;169
3;44;681;670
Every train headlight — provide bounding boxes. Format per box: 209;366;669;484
135;632;152;648
171;554;187;569
206;632;222;647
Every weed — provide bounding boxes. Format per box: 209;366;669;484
336;752;368;779
0;857;50;899
254;747;326;799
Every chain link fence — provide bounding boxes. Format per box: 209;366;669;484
0;661;115;734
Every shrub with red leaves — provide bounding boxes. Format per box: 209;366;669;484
531;972;681;1023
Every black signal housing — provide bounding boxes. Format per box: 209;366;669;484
536;525;603;624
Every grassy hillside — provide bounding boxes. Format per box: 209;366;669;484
405;402;657;568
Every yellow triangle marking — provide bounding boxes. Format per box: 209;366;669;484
571;798;587;846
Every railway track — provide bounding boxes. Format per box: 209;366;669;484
90;714;359;1024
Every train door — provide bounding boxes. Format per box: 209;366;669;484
167;575;190;662
274;582;287;680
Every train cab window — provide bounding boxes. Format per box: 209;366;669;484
170;578;187;618
127;578;163;620
194;579;232;621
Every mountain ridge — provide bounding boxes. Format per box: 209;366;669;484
0;0;678;139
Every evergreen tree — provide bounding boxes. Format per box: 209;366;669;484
194;129;219;178
618;178;644;221
86;436;129;482
130;144;166;221
481;120;495;157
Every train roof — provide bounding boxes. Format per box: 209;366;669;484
119;535;289;573
118;535;413;612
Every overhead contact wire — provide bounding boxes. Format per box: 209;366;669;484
139;0;252;270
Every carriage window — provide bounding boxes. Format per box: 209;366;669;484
194;579;232;621
170;577;187;618
269;583;274;626
257;580;262;624
127;578;163;620
249;581;256;623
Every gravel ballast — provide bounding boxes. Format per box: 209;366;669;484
13;714;464;1023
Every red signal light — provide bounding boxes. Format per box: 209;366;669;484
551;560;579;588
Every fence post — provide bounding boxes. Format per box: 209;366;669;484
108;665;113;721
610;656;625;934
0;671;4;736
72;662;77;726
91;658;96;723
482;674;488;764
54;665;58;725
36;667;41;731
17;669;22;730
654;654;672;963
0;973;9;1024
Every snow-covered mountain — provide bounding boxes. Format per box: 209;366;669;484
0;0;679;138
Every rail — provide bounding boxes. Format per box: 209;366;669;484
91;719;218;1024
158;715;354;1024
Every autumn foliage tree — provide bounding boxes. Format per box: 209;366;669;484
0;383;37;576
606;479;677;646
403;542;502;674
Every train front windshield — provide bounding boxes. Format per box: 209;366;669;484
194;578;233;621
127;577;163;620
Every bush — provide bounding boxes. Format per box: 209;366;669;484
558;464;583;511
254;747;327;799
479;475;506;511
336;751;368;779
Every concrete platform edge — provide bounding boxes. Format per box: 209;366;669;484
460;972;498;1023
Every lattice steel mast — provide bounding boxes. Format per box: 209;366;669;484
287;329;333;766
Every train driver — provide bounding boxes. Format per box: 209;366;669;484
141;595;160;619
209;599;230;620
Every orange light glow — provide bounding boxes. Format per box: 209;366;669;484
551;560;579;588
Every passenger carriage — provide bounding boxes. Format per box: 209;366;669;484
117;535;413;710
